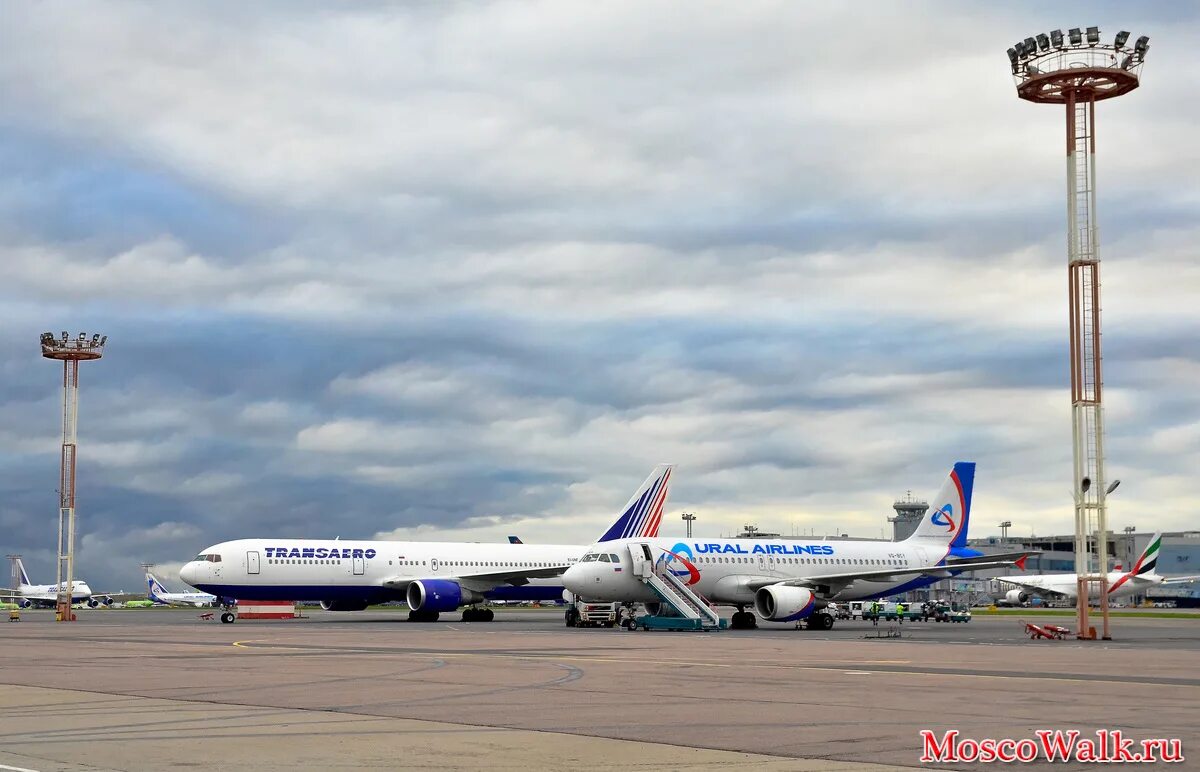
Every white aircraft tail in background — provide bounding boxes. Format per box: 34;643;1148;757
147;572;216;607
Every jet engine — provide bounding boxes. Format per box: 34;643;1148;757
754;585;817;622
1005;588;1030;605
320;599;370;612
87;598;100;608
406;580;484;613
18;599;33;609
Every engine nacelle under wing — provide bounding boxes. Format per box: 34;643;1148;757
320;599;370;612
406;580;485;613
1006;588;1030;605
754;585;817;622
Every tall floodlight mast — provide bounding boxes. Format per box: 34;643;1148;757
40;331;106;621
1006;28;1148;640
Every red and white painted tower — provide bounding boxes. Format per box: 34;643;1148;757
40;331;106;621
1007;27;1148;640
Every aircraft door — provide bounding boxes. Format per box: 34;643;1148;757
353;556;365;576
247;551;260;575
914;546;930;568
628;543;652;578
758;553;776;573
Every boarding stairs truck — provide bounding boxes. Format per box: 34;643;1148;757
627;543;725;631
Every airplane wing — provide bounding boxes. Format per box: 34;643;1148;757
1160;574;1200;585
380;564;571;592
747;557;1032;598
994;577;1068;597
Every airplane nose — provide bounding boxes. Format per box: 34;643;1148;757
179;562;198;587
562;565;589;595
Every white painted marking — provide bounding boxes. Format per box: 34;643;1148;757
0;763;43;772
842;670;872;675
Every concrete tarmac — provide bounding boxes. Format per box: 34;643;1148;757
3;608;1198;771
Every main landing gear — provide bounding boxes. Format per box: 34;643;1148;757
461;607;494;622
802;612;834;631
407;610;441;623
730;606;758;630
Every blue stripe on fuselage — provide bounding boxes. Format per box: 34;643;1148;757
190;583;567;604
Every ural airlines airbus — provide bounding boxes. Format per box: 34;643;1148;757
996;533;1200;605
3;557;113;609
563;462;1029;630
147;572;216;607
180;465;672;623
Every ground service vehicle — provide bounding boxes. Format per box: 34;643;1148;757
565;600;621;627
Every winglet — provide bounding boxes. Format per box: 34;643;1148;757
1015;555;1028;571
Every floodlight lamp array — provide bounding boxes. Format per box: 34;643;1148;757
40;330;107;359
1006;26;1149;75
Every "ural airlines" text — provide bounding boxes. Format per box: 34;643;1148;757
692;543;835;555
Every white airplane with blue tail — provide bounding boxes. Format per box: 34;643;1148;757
180;465;673;623
564;462;1030;630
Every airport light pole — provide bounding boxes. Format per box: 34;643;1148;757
40;331;106;621
681;512;696;539
1006;27;1147;641
998;521;1012;543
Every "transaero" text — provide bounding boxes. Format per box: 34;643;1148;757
265;547;377;559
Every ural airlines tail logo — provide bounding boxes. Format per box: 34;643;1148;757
930;504;956;532
657;542;701;586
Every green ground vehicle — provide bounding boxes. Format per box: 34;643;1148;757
934;602;972;623
862;602;922;622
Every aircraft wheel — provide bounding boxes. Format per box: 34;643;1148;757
220;612;235;624
482;608;494;622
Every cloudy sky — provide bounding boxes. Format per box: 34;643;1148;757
2;2;1198;591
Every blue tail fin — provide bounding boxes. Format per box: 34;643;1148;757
17;558;31;587
146;573;169;601
596;465;674;543
507;536;523;544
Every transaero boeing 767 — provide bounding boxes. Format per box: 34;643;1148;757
179;465;672;623
564;462;1030;630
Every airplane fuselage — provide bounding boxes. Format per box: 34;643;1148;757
997;570;1163;602
14;581;93;608
180;539;586;603
565;537;962;605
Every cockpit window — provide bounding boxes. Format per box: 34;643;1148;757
580;553;597;562
608;554;620;562
599;554;611;563
193;554;222;563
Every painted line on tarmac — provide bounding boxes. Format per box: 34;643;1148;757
226;641;1200;688
0;763;42;772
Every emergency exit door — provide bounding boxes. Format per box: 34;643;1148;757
352;556;365;575
247;550;260;575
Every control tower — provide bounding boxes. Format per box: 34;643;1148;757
888;492;928;541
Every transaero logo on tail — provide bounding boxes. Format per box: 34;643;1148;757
265;547;377;559
930;504;956;532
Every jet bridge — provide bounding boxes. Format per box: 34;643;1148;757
628;543;724;631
